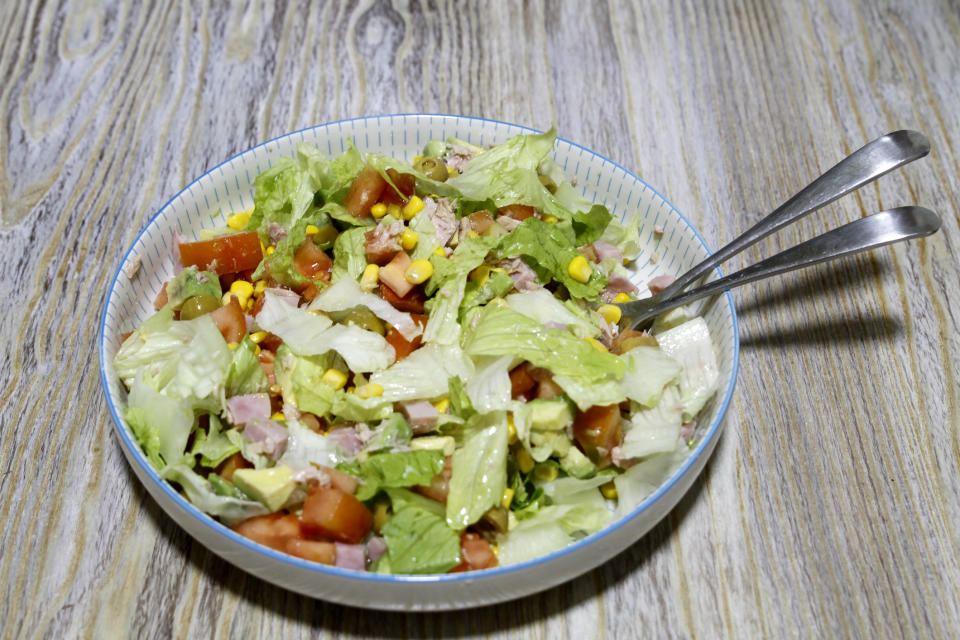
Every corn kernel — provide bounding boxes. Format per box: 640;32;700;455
432;398;450;414
370;202;387;218
372;499;390;533
321;368;348;390
585;337;608;352
227;210;251;230
597;304;622;325
360;264;380;291
507;414;518;445
600;481;618;500
567;255;592;283
413;154;424;163
516;447;535;474
433;246;445;256
447;166;457;176
354;383;384;399
227;342;239;350
230;279;254;300
467;230;480;239
271;412;285;421
613;292;631;303
402;195;425;220
542;214;559;224
501;488;515;510
534;463;559;484
386;203;402;218
400;229;419;251
305;224;321;236
248;331;268;344
254;280;267;294
254;344;261;355
405;259;434;284
266;246;275;255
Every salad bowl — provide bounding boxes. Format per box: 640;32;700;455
99;114;739;610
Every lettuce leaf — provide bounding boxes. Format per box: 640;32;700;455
619;346;681;408
276;417;345;472
308;277;422;341
464;355;513;414
382;489;461;574
161;464;269;525
190;414;240;468
505;289;600;339
164;267;221;309
225;336;269;397
654;318;719;420
621;386;683;460
330;226;369;284
341;450;445;501
446;412;509;528
369;343;474;402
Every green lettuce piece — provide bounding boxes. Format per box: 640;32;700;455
164;267;221;309
276;417;345;471
308;277;422;341
460;270;514;317
365;153;460;201
308;143;365;204
613;447;688;519
341;450;445;501
362;413;414;453
654;318;719;420
369;343;474;402
125;377;197;470
381;489;461;574
551;372;626;411
504;289;600;339
619;346;682;408
225;336;269;397
498;218;607;300
621;385;683;460
463;305;625;382
124;406;164;470
330;226;369;284
161;464;269;525
247;148;318;243
190;414;241;468
208;474;246;499
447;376;476;420
598;214;644;261
464;355;513;414
446;412;509;529
497;500;613;566
408;210;442;260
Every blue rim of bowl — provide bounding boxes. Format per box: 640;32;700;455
99;114;740;587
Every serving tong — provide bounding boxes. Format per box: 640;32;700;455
616;130;940;329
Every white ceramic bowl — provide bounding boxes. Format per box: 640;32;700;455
99;115;739;610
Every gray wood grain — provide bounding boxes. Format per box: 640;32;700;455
2;0;958;637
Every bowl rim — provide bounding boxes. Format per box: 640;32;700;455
98;113;740;586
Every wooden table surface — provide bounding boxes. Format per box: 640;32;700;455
3;1;958;638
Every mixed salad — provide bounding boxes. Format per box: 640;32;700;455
114;128;719;574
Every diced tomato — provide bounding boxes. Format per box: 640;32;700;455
299;413;323;433
450;533;498;572
209;297;246;344
509;363;537;400
498;204;536;221
301;487;373;544
318;466;360;495
379;169;416;205
380;281;426;314
179;231;263;275
285;538;336;564
414;456;452;503
573;404;624;467
232;513;304;552
378;250;414;298
293;238;333;283
611;329;658;354
465;210;494;234
536;377;564;399
344;165;388;218
384;313;429;360
216;452;251;483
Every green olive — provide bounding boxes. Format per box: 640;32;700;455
413;156;449;182
335;308;386;335
179;294;221;320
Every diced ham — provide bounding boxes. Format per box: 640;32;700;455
497;257;539;292
600;273;640;302
327;427;364;456
378;250;414;298
592;241;622;264
445;144;478;173
401;400;439;434
497;216;522;232
578;244;599;263
366;536;387;563
647;274;676;295
226;393;272;426
264;287;301;307
680;422;696;441
334;543;367;571
364;219;404;265
423;197;458;247
243;419;288;458
267;222;287;245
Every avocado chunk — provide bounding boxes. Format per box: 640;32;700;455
232;465;296;511
409;435;456;456
559;446;597;479
528;398;573;432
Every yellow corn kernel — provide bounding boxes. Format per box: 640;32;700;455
271;412;285;421
266;246;275;255
567;255;592;283
360;264;380;292
600;481;618;500
254;343;261;356
400;229;419;251
516;447;535;474
227;342;239;351
597;304;622;325
249;331;269;344
467;230;479;239
447;166;458;176
354;383;384;399
533;463;559;484
243;298;254;313
227;210;251;230
501;488;515;510
405;259;434;284
386;203;402;219
402;195;425;220
585;337;608;352
305;224;321;236
541;214;559;224
370;202;388;218
254;280;267;294
507;414;518;445
613;292;631;303
321;368;348;390
433;246;446;257
432;398;450;414
230;279;254;299
372;499;390;533
413;154;424;163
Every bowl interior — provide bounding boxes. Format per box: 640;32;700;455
99;114;738;605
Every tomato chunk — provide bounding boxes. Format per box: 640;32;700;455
451;533;498;572
498;204;536;221
301;487;373;544
379;169;416;205
509;363;537;400
344;165;387;218
414;456;452;503
209;297;246;344
179;231;263;275
466;210;494;234
573;404;624;467
293;238;333;283
233;513;303;552
285;538;336;564
216;452;251;483
384;314;428;360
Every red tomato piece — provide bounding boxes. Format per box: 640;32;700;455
209;297;246;344
232;513;304;552
293;238;333;283
498;204;536;222
384;313;428;360
216;452;251;483
179;231;263;275
301;487;373;544
573;404;624;467
344;165;388;218
451;533;498;572
318;466;360;495
509;363;537;400
379;169;416;205
466;210;494;234
285;538;337;564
